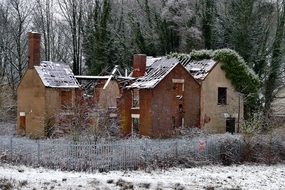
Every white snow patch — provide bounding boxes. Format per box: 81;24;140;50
0;163;284;190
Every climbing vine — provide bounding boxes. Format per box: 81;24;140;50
171;49;260;117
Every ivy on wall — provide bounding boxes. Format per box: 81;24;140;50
171;49;260;117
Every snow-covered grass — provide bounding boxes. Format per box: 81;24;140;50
0;122;16;136
0;163;284;190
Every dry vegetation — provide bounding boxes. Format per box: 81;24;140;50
0;86;16;122
0;109;284;171
240;115;285;164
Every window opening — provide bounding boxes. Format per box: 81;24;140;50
218;87;227;105
132;89;139;107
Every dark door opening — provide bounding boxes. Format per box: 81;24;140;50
226;117;235;134
132;117;139;135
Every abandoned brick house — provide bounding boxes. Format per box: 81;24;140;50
119;55;244;137
17;32;131;138
74;67;133;134
118;55;201;137
17;32;243;138
17;32;81;137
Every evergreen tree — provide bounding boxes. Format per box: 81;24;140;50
199;0;216;49
84;0;111;75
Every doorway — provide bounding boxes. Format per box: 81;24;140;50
226;117;235;134
19;112;26;131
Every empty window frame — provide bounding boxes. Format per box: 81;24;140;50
132;89;139;108
218;87;227;105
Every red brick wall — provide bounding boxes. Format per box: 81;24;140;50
118;89;132;136
139;89;153;136
118;64;201;138
149;64;201;138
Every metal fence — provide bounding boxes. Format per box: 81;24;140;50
0;135;243;171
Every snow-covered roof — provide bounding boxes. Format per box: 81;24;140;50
34;61;80;88
75;75;134;80
180;58;217;80
146;56;217;80
146;56;163;67
128;57;179;89
127;56;217;89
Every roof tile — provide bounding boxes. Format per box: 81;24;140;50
34;61;80;88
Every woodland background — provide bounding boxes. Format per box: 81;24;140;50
1;0;285;119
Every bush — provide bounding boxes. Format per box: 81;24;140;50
241;115;285;164
251;134;284;164
219;136;242;166
0;86;16;122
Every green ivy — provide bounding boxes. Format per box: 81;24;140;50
171;48;260;117
213;49;259;93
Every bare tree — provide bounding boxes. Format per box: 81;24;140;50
264;0;285;113
33;0;53;61
58;0;85;75
9;0;33;78
0;3;9;84
0;0;34;95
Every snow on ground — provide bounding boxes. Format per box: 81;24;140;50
0;163;284;190
0;122;16;136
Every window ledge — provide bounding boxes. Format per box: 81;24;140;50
217;103;228;106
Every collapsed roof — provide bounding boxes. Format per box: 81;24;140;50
128;57;179;89
128;56;217;89
75;65;135;93
180;58;217;80
34;56;217;90
34;61;80;88
146;56;162;67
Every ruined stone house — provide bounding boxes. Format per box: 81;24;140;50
17;32;81;138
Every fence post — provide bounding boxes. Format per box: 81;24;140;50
144;140;148;164
175;141;178;158
205;139;208;159
9;137;13;160
37;140;40;165
68;143;72;170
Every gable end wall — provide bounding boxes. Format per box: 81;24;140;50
200;62;244;133
17;69;46;137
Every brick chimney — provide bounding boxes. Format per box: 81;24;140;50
132;54;146;78
28;32;41;69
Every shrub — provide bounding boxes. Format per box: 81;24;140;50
241;115;285;164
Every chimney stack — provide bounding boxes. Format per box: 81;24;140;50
28;32;41;69
132;54;146;78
